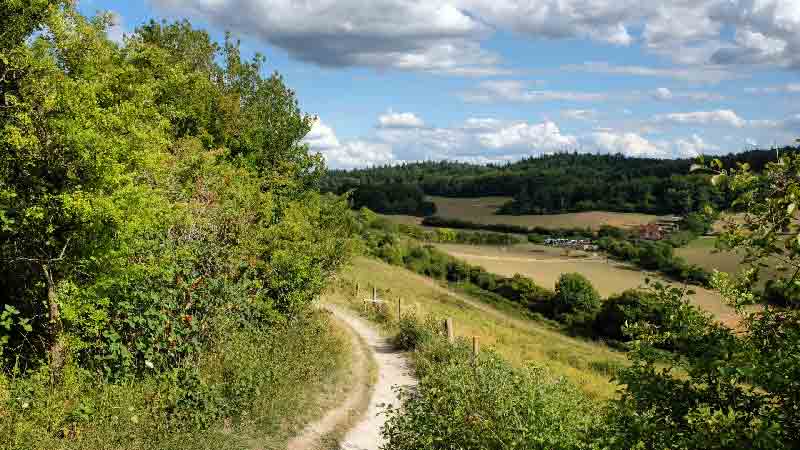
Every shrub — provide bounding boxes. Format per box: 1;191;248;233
382;330;599;450
593;289;664;342
552;273;601;324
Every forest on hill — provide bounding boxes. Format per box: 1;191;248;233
322;149;797;216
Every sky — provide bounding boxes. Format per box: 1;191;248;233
79;0;800;168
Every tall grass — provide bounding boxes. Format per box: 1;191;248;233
326;257;626;400
0;311;350;450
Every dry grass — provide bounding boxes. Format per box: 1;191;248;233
428;196;658;230
325;257;626;401
434;243;741;328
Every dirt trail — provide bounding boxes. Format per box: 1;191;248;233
286;306;415;450
330;305;416;450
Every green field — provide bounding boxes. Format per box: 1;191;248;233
325;257;626;400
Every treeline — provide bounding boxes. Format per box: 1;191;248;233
349;183;436;216
1;6;356;447
323;150;798;215
422;215;592;238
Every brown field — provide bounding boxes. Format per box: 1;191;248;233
677;236;784;286
429;196;658;230
434;243;740;327
325;257;626;400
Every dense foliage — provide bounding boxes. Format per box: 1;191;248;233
382;315;599;450
422;215;592;238
323;150;797;215
346;183;436;216
0;4;356;446
595;154;800;449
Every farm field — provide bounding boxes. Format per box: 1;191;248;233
429;196;659;230
677;237;783;286
434;243;740;328
325;257;626;400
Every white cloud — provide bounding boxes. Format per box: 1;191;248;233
304;119;396;168
477;121;577;151
153;0;504;76
461;80;608;103
654;110;748;128
378;111;425;129
588;131;668;157
563;61;736;83
673;134;720;157
152;0;800;77
651;87;725;101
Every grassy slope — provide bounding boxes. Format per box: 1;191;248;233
0;312;355;450
326;257;626;401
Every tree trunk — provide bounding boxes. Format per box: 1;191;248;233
42;264;65;379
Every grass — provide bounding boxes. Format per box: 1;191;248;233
427;196;659;230
0;311;355;450
433;242;741;328
325;257;627;401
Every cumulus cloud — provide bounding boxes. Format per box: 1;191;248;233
307;111;779;167
673;134;720;157
460;80;609;103
476;121;577;151
151;0;800;77
304;119;396;168
378;111;426;129
588;131;668;157
154;0;505;76
654;110;748;128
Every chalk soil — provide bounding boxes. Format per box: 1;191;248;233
287;306;415;450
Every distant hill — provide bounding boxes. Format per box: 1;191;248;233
322;148;797;216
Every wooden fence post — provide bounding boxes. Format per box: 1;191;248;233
355;282;359;298
397;297;402;321
445;318;454;343
472;336;479;365
372;286;377;302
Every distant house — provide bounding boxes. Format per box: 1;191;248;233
639;223;665;240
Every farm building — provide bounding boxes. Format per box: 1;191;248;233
638;223;665;240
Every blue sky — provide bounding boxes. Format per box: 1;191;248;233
79;0;800;168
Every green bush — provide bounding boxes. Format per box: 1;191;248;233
552;273;602;325
593;289;664;342
382;324;599;450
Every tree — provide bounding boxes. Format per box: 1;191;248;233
552;273;601;323
595;152;800;449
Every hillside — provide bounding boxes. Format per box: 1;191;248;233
322;149;797;216
325;257;625;400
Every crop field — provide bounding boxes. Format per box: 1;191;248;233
428;196;658;230
325;257;626;400
434;243;740;328
677;236;783;286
